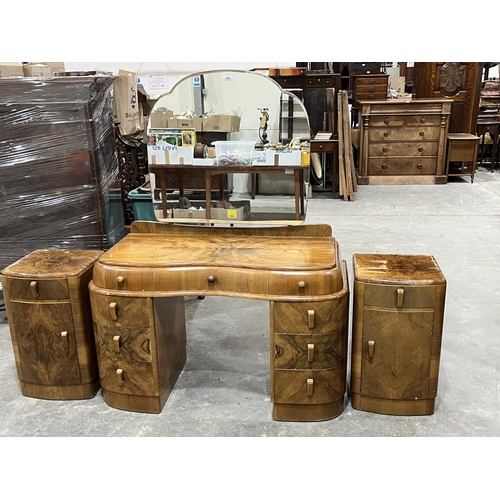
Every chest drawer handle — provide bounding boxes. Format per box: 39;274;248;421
109;302;118;321
116;276;124;285
420;131;425;136
382;164;387;169
417;164;423;169
418;147;424;152
61;331;68;345
30;281;38;299
368;93;375;99
298;281;306;290
307;309;315;328
369;78;375;84
383;132;389;137
207;275;215;283
382;147;387;153
307;378;314;397
307;343;315;362
384;118;389;124
116;368;124;385
421;117;426;123
369;86;375;92
113;335;121;352
397;288;405;307
368;340;375;363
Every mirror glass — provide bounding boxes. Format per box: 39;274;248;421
148;69;311;224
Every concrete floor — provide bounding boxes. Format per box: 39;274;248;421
1;166;500;438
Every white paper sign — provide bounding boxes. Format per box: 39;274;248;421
147;74;168;90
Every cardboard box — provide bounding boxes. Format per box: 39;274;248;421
202;114;241;132
23;63;52;77
147;144;194;165
150;108;173;128
0;62;23;78
172;200;250;221
252;149;303;166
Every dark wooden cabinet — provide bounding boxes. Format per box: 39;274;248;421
351;253;446;416
413;62;483;134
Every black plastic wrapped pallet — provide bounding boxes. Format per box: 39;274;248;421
0;76;126;271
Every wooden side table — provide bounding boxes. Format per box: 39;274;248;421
1;249;102;400
351;254;446;416
445;133;480;183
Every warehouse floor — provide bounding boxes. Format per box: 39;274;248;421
1;167;500;441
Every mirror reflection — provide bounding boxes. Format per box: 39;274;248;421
147;69;311;224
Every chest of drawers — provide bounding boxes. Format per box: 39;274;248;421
350;254;446;415
1;249;102;400
353;74;389;104
357;99;452;184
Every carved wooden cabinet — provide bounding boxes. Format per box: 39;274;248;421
1;249;102;400
357;99;452;184
350;254;446;416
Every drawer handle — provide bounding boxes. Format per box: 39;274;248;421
418;147;424;152
307;378;314;397
30;281;38;299
113;335;121;352
109;302;117;321
207;275;215;283
384;118;389;124
397;288;405;307
369;86;375;91
116;276;124;285
368;93;375;99
383;132;389;137
420;131;425;136
116;368;124;385
368;340;375;363
369;78;375;84
421;117;426;123
307;343;315;363
298;281;306;290
382;147;387;153
417;164;423;169
308;310;315;328
382;164;387;169
318;145;323;149
60;331;68;345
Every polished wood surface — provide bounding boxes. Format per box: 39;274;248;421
1;249;102;400
89;225;349;421
357;99;452;185
351;253;446;416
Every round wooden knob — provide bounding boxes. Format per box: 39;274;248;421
420;117;426;123
418;147;423;152
417;164;423;169
207;276;215;283
384;132;389;137
419;131;425;136
369;78;375;84
382;147;387;153
382;164;387;169
116;276;124;284
384;118;389;124
298;281;305;289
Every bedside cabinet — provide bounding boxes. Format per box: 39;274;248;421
351;254;446;415
1;249;103;400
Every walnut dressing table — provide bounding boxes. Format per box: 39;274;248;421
88;223;349;421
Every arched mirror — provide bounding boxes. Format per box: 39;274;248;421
147;69;312;224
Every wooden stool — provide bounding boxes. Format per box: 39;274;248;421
351;254;446;416
445;133;480;183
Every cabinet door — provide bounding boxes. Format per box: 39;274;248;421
360;308;434;400
10;302;80;385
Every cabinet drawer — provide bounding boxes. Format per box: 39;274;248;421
405;115;441;126
274;368;344;404
369;127;441;142
274;332;344;369
268;268;342;297
363;283;438;309
355;76;389;86
370;116;405;127
90;294;153;328
368;142;439;157
356;92;387;101
92;264;154;291
303;76;337;87
310;141;335;153
153;267;268;295
98;357;156;396
273;300;343;334
368;157;437;175
94;325;153;363
4;276;69;300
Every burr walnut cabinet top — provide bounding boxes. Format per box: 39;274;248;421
91;232;343;300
